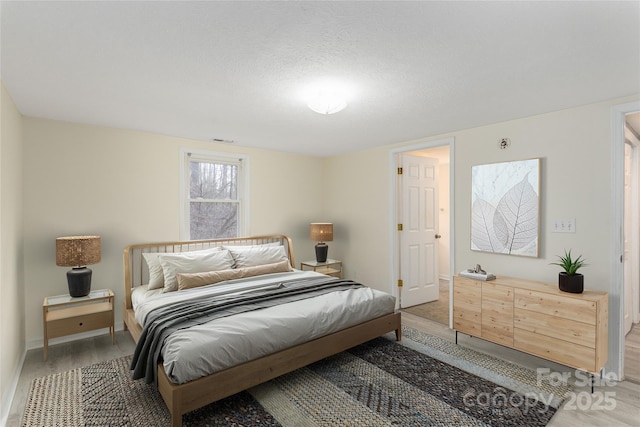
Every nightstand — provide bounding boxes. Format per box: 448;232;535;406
300;259;343;278
42;288;115;361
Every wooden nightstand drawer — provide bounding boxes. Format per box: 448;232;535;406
46;303;113;339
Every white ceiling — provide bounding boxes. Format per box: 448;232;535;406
1;1;639;157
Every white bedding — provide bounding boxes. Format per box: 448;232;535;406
132;270;396;384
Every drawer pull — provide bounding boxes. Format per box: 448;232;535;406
79;322;83;326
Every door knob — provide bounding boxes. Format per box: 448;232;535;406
435;234;441;239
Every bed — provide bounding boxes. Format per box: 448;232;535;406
123;235;401;427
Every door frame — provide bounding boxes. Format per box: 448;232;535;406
624;126;640;327
611;100;640;379
389;137;455;326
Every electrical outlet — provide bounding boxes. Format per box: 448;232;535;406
552;218;576;233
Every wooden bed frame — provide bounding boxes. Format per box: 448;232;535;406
123;235;402;427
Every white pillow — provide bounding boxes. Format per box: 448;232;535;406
143;246;222;290
142;252;165;290
227;245;289;269
159;249;234;293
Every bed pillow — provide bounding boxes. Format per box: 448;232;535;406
223;241;281;249
142;246;222;290
142;252;166;290
226;245;289;269
177;259;292;290
159;249;234;292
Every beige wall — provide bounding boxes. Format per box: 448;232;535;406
22;118;325;344
0;81;24;418
324;148;392;288
452;98;632;287
327;96;640;292
324;94;640;373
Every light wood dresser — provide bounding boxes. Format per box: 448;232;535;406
453;275;608;376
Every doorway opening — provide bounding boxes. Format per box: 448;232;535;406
390;138;454;326
623;111;640;382
612;100;640;380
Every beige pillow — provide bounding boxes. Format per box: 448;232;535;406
177;260;292;290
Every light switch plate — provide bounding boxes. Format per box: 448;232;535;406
552;218;576;233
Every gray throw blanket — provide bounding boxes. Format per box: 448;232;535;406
130;276;363;384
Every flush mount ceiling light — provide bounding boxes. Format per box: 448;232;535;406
303;80;351;115
307;90;348;115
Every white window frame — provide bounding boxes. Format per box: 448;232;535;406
180;148;249;240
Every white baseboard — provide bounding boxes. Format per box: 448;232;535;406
0;346;26;427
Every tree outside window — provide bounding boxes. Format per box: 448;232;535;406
185;154;245;239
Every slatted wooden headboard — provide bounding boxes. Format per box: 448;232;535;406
123;235;294;313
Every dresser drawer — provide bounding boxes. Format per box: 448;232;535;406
515;289;597;324
514;328;596;372
514;308;595;348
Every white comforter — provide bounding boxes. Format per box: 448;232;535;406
132;270;396;384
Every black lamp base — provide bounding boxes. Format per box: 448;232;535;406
67;267;92;297
315;243;328;263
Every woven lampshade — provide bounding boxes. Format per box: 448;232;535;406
309;223;333;242
56;236;101;267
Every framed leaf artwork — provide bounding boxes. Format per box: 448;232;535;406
471;158;540;257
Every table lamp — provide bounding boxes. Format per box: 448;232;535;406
309;223;333;263
56;235;101;297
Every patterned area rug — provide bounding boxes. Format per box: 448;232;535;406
22;327;571;426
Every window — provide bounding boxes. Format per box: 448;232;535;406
181;150;248;240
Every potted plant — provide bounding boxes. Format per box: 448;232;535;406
550;249;587;293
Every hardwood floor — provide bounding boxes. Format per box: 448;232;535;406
625;323;640;383
401;278;450;324
7;317;640;426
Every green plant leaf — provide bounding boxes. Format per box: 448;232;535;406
550;249;587;275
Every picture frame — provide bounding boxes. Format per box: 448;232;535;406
471;158;540;257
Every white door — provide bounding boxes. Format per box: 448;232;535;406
400;154;439;308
